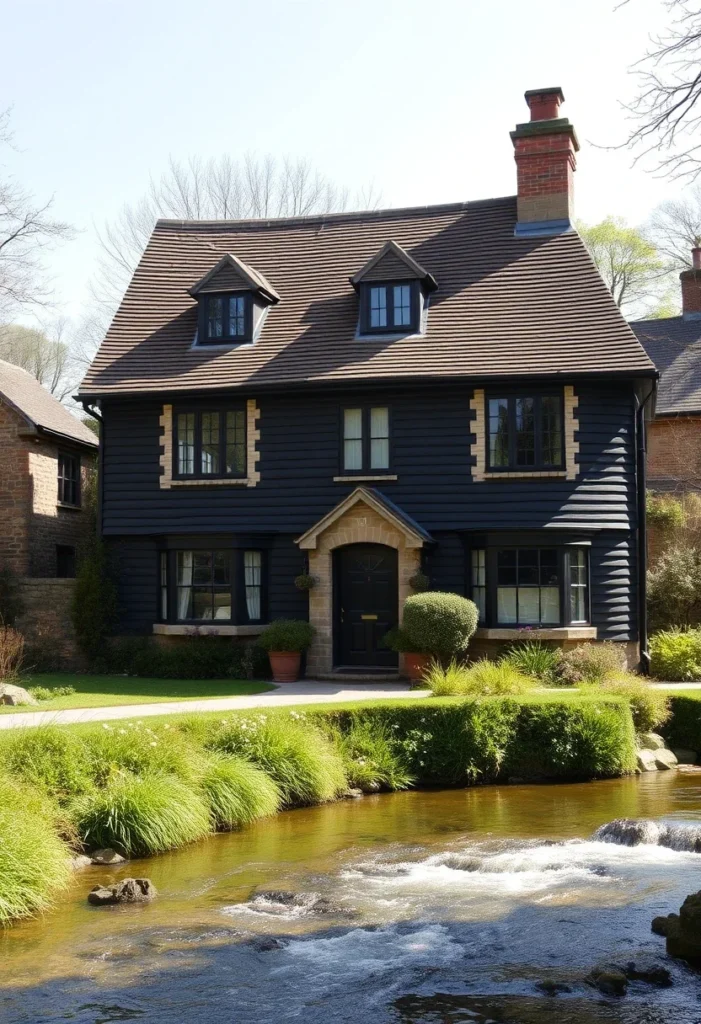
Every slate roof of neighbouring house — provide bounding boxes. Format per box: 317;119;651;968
0;359;98;448
629;317;701;415
79;196;656;398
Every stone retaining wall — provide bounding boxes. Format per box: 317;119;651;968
15;577;84;670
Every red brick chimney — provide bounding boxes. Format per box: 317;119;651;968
511;87;580;237
681;248;701;319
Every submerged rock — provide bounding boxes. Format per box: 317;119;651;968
622;961;672;987
0;683;37;706
651;914;676;937
535;980;572;996
91;848;126;865
251;936;286;952
88;878;156;906
585;967;628;997
343;788;364;799
70;854;93;870
251;890;347;916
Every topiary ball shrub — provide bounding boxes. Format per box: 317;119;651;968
401;592;478;662
257;619;314;653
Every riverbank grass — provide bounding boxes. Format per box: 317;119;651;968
0;692;640;925
0;674;273;714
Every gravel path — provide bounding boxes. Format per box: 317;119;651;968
0;682;422;729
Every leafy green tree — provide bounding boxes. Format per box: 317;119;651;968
577;217;664;314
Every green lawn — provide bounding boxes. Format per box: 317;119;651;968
0;674;274;714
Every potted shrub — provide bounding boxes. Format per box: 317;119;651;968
384;627;431;682
392;592;479;681
257;619;315;683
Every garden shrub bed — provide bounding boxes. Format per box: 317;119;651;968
660;693;701;753
0;693;637;926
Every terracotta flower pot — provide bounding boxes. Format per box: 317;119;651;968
269;651;302;684
403;652;431;683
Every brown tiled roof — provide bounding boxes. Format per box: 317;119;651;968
0;359;98;447
630;316;701;415
80;197;655;397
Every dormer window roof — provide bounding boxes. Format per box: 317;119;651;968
189;253;280;347
350;240;437;337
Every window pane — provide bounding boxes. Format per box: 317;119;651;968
515;397;535;467
192;588;214;620
517;550;538;585
212;589;232;619
541;396;563;467
201;412;220;474
518;587;540;624
541;586;560;623
177;413;195;475
370;286;387;328
497;549;517;586
207;296;224;338
176;551;193;586
225;410;246;475
497;587;517;624
160;552;168;619
344;408;363;470
228;296;246;337
393;285;411;327
370;407;389;470
569;549;588;622
245;550;262;620
176;588;193;620
192;551;213;585
488;398;509;467
539;549;559;586
471;549;486;587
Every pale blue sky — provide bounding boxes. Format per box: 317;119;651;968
1;0;676;323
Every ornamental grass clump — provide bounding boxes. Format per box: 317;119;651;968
554;642;625;686
501;640;561;683
0;777;71;924
331;720;414;791
199;753;281;830
592;675;671;733
400;592;478;662
73;773;211;857
425;658;534;696
208;713;347;806
0;725;93;804
82;721;198;787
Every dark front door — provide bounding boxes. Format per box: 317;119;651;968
335;544;398;669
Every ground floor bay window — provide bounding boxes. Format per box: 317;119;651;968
468;538;590;629
158;545;266;625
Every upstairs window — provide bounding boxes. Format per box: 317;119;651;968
343;406;390;473
58;452;80;506
361;282;417;334
487;393;563;471
199;293;251;345
174;408;246;479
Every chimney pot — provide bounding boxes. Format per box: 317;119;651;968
524;87;565;122
511;86;579;237
681;252;701;318
692;247;701;270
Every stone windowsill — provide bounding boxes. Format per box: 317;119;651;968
482;471;567;480
333;475;398;483
474;626;597;641
152;623;267;637
169;478;251;487
57;501;82;510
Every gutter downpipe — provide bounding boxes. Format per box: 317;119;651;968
635;381;657;675
80;400;104;540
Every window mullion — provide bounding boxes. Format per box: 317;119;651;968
363;407;369;472
508;398;516;468
534;396;542;468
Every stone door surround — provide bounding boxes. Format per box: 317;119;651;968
296;488;430;677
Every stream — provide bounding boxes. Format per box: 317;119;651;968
2;772;701;1023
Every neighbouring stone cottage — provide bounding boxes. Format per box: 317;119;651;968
0;359;98;665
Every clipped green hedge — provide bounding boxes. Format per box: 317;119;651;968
660;693;701;752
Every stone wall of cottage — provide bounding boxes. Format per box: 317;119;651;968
0;400;31;575
15;578;84;670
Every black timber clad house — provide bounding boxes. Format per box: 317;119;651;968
79;87;656;677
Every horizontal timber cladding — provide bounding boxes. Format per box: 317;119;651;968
100;381;638;536
106;528;637;641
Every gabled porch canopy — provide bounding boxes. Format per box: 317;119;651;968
296;487;433;551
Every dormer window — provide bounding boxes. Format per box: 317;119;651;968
202;293;250;344
363;282;417;333
350;240;437;338
189;253;281;349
